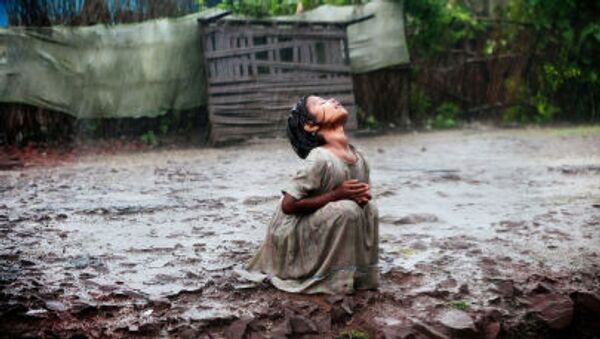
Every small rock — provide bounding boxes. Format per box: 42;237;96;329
381;318;449;339
20;259;36;267
527;293;573;329
438;309;476;332
409;240;428;250
69;255;91;269
531;281;556;294
341;296;355;315
224;317;253;339
289;314;318;334
478;308;503;339
411;319;450;339
71;301;98;315
572;291;600;316
326;295;344;305
382;213;439;225
437;278;457;289
148;297;171;311
271;317;292;336
313;313;331;333
438;173;461;181
25;309;48;318
137;323;159;335
484;321;501;339
79;272;97;279
45;301;67;312
492;280;515;298
380;318;414;339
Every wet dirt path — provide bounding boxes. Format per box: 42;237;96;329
1;127;599;338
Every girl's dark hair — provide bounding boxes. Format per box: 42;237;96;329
287;95;324;159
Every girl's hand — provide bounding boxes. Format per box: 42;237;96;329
332;179;369;201
353;190;371;206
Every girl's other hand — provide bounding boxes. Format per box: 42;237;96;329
332;179;369;201
353;190;371;206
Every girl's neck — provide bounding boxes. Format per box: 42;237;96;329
319;125;356;163
320;125;349;150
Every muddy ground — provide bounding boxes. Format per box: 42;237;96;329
1;127;599;338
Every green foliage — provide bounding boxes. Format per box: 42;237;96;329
217;0;598;124
356;107;381;129
218;0;363;17
78;119;100;136
530;94;559;123
159;116;171;135
140;130;158;146
499;0;600;122
448;300;469;310
503;93;559;124
409;84;432;124
340;329;369;339
406;0;598;124
550;126;600;137
431;102;460;129
405;0;482;57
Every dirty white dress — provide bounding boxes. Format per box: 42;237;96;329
245;146;379;294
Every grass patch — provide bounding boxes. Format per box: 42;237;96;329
549;125;600;137
392;248;417;256
448;300;469;310
339;329;369;339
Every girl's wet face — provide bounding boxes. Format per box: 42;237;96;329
305;96;348;126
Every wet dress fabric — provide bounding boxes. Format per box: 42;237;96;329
245;146;379;294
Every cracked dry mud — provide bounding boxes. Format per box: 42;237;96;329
0;127;599;338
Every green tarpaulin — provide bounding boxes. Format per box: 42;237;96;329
0;13;208;119
273;0;409;74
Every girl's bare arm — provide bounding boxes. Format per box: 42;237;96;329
281;179;369;215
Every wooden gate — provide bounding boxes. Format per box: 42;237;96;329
199;15;359;143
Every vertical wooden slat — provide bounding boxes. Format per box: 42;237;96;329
247;30;256;77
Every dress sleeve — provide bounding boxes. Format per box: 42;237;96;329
353;146;371;185
282;149;326;200
362;152;372;186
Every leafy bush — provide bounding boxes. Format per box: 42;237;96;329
503;94;559;124
431;102;460;129
140;130;158;146
409;84;432;125
159;116;171;135
405;0;482;58
356;107;381;129
499;0;600;122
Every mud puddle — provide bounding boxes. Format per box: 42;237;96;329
1;127;599;338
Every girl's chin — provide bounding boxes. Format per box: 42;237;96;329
337;112;349;126
338;109;349;121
